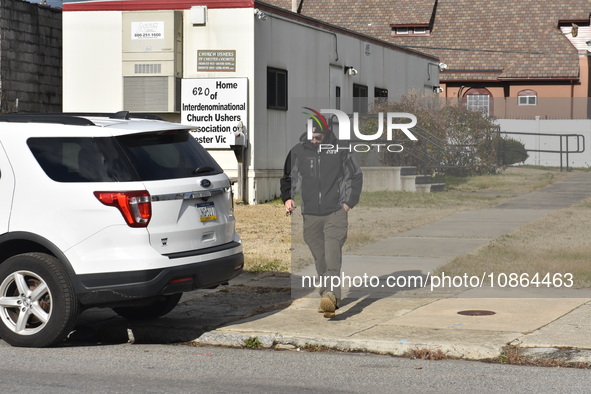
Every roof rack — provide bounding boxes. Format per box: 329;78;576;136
0;112;166;126
107;111;166;121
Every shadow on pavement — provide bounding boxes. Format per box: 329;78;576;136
65;280;293;346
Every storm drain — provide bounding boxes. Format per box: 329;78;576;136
457;310;496;316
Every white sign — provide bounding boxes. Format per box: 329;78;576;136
131;21;165;40
181;78;248;148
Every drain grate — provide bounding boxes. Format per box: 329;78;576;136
457;310;496;316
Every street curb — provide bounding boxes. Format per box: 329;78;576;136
194;330;505;360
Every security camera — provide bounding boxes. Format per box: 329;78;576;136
253;8;268;20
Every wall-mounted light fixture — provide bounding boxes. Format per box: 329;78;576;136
427;62;448;80
344;66;358;75
564;23;578;38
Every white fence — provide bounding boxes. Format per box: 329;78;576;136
496;118;591;169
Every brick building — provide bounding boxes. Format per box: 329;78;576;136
0;0;62;113
268;0;591;119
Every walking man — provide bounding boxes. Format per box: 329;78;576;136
281;119;363;318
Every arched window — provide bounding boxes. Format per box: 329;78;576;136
518;89;537;106
464;88;493;116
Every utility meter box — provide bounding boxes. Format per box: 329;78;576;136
122;11;183;112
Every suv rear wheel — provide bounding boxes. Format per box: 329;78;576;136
0;253;79;347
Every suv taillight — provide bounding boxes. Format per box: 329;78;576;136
94;191;151;228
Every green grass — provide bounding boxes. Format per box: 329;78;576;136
243;337;263;349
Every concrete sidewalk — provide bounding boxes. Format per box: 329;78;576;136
195;172;591;363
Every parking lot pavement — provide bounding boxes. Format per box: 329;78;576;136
68;272;292;346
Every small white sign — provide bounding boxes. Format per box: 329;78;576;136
131;21;165;40
181;78;248;149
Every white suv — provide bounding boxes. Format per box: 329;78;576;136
0;112;243;347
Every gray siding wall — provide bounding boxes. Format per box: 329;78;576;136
0;1;61;113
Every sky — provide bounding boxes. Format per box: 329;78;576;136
27;0;64;8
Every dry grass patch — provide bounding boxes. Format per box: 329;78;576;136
448;166;564;194
437;197;591;287
404;347;449;360
234;199;291;272
346;207;458;252
234;167;571;273
495;345;591;368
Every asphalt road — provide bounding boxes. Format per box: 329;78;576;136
1;341;589;393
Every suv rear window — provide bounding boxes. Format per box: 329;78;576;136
28;130;222;182
116;130;223;181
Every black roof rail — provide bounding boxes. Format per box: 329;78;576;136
130;113;167;121
108;111;166;121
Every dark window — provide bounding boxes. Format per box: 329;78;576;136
374;87;388;104
116;130;223;181
353;84;369;113
28;137;135;182
28;130;223;183
463;87;493;117
518;89;537;106
267;67;288;110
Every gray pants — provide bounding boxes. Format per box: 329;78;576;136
303;208;348;300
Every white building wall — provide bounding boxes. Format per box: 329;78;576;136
251;10;438;203
63;12;123;112
182;7;255;184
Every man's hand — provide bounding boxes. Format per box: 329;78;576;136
342;203;351;212
285;199;296;215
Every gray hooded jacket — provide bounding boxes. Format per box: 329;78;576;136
280;130;363;215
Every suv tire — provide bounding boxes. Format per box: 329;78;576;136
0;253;80;347
112;293;183;320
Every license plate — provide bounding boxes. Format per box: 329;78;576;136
197;201;217;222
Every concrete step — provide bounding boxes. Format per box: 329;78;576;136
361;166;445;193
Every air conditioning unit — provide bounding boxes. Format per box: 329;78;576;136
122;11;182;112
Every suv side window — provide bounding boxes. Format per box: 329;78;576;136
28;130;223;183
28;137;135;182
